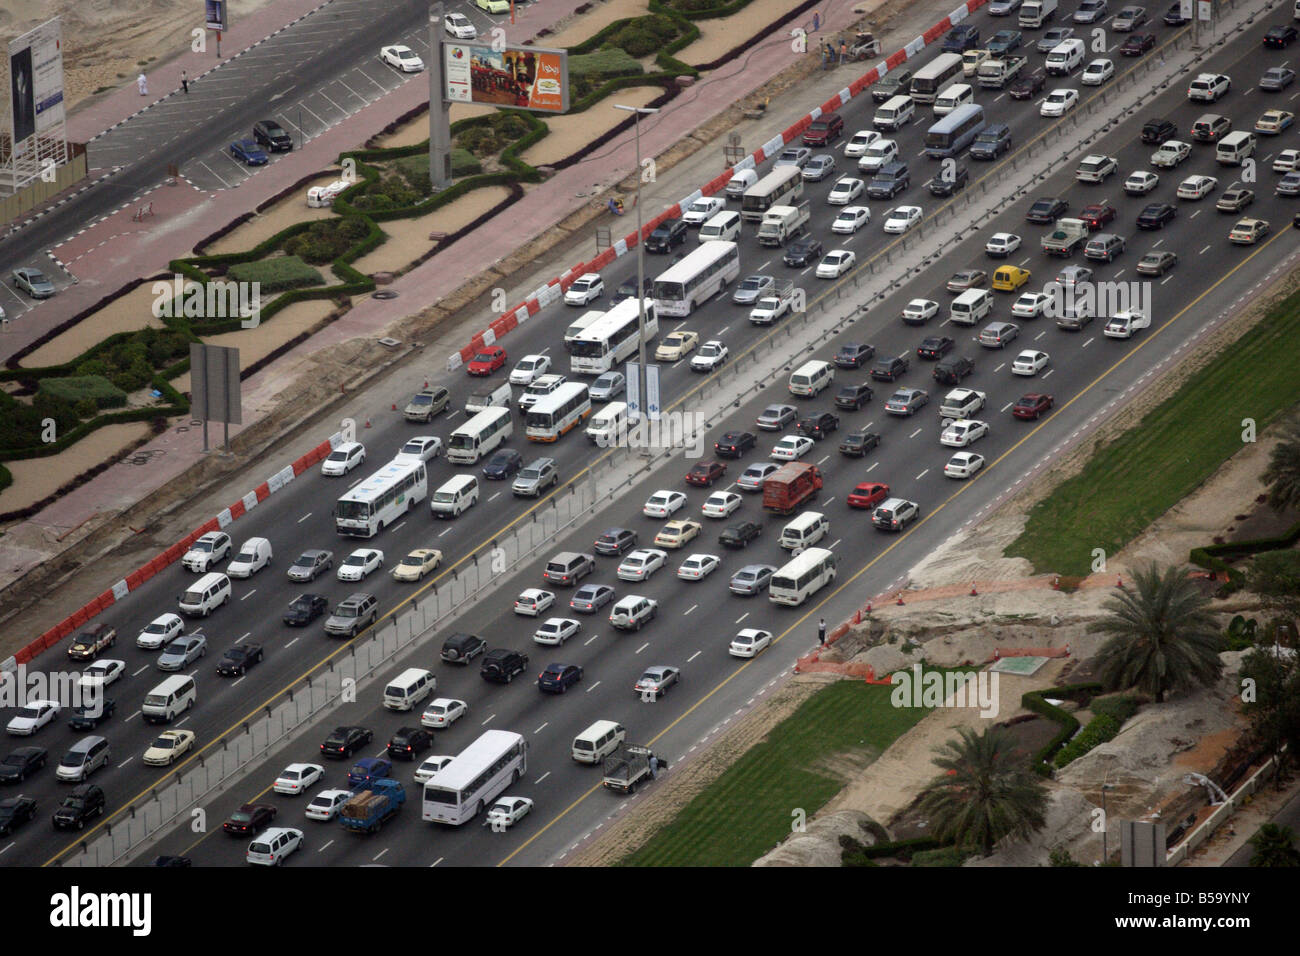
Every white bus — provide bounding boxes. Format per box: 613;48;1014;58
564;309;605;354
446;406;513;464
741;165;804;222
910;52;964;104
651;242;741;318
422;730;528;825
335;459;428;537
569;297;659;374
769;547;838;606
525;381;592;442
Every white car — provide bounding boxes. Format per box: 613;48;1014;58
682;196;725;226
816;250;856;278
443;12;478;38
1177;174;1218;200
513;588;556;616
6;699;59;735
677;553;721;580
827;178;865;205
832;206;871;234
143;729;195;766
771;435;814;461
337;548;383;581
413;755;453;785
882;206;922;234
844;129;881;157
702;491;742;517
643;490;687;517
1040;89;1078;117
1081;58;1114;85
246;827;303;866
944;451;986;478
1273;149;1300;173
78;659;125;690
985;232;1021;257
564;273;604;306
321;441;365;476
1123;170;1160;195
485;795;534;829
940;419;990;447
420;698;468;729
729;628;774;658
274;762;324;796
304;789;353;821
394;435;442;463
509;354;552;385
1011;292;1050;319
136;613;184;650
1011;349;1050;376
380;44;425;72
617;548;668;581
858;139;898;172
533;617;581;645
690;340;729;372
1150;140;1192;168
902;298;939;323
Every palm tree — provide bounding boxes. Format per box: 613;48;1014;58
1261;414;1300;512
1087;563;1223;703
1248;823;1300;867
916;725;1049;858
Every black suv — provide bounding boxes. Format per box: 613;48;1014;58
839;428;881;457
1140;118;1177;143
52;784;105;830
796;412;840;440
933;356;975;385
594;527;638;556
253;119;293;151
68;699;115;731
834;343;875;369
871;355;909;382
714;431;756;458
481;648;530;684
928;165;969;196
867;162;909;199
320;725;373;759
387;727;433;760
441;632;488;664
719;520;763;548
283;593;328;626
784;236;823;267
834;382;873;410
645;219;688;253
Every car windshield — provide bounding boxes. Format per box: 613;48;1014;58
191;540;213;552
334;606;357;618
473;352;494;362
343;555;365;566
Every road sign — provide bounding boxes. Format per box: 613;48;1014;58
626;361;640;421
646;364;661;421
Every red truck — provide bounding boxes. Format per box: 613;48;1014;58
762;462;823;515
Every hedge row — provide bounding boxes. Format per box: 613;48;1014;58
1190;517;1300;593
1054;713;1122;768
842;836;944;865
1021;683;1105;777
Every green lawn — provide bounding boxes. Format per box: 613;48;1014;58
1007;288;1300;576
619;676;948;867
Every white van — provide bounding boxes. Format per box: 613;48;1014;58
699;210;742;242
788;359;834;397
1046;39;1084;75
464;381;512;415
306;179;349;207
1216;130;1256;165
178;571;231;617
572;719;626;764
950;288;993;325
142;674;197;724
383;667;436;711
933;84;974;116
780;511;830;550
586;401;628;446
226;537;272;578
56;735;111;782
430;474;479;517
246;827;303;866
725;168;758;199
873;95;915;131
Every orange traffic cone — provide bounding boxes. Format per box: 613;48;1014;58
896;595;905;606
970;584;978;596
364;417;372;429
1116;574;1123;588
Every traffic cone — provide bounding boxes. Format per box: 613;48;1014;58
424;380;429;389
391;403;397;411
865;602;872;615
970;584;978;596
364;417;372;429
1116;574;1123;588
1052;574;1060;590
853;610;861;625
896;595;905;606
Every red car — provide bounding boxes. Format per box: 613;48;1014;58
1079;202;1116;230
847;481;890;509
467;345;507;376
1013;393;1054;420
685;460;726;487
222;803;277;836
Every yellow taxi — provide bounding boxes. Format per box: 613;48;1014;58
992;266;1031;292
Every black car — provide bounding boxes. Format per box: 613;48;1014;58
933;356;975;385
867;162;909;199
1120;33;1156;55
482;448;524;479
719;521;763;548
1140;118;1177;144
796;412;840;440
594;527;638;556
927;165;969;196
870;355;909;382
612;276;653;302
917;335;955;360
222;802;276;836
52;784;105;831
0;746;47;783
1265;25;1298;49
834;382;874;410
481;648;529;684
252;119;293;151
714;431;756;458
1136;202;1176;229
283;593;328;626
537;662;584;694
833;343;875;369
838;428;881;457
784;236;823;267
871;70;913;102
68;699;115;731
645;219;688;253
320;725;373;759
1026;197;1068;224
152;855;193;866
1008;68;1047;100
0;795;37;835
387;727;433;760
1162;1;1187;24
441;631;488;664
216;643;264;676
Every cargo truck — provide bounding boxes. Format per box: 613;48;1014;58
762;462;824;515
601;745;666;793
757;201;811;247
338;778;406;834
977;55;1026;88
1018;0;1058;28
1041;218;1089;256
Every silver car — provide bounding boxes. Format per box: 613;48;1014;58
157;634;207;671
512;458;559;497
732;274;775;305
729;564;777;596
287;549;333;582
755;403;797;431
589;372;625;401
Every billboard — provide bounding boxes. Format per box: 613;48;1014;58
8;18;65;149
443;43;568;114
205;0;229;31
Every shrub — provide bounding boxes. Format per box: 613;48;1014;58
450;149;481;177
1054;713;1122;768
228;255;324;291
39;375;128;409
568;48;644;78
912;847;966;867
1090;695;1140;722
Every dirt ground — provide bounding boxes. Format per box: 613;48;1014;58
543;0;648;49
349;185;513;275
520;85;662;169
19;284;166;368
204;180;340;256
1;421;153;513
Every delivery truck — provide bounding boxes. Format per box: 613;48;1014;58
338;778;406;834
757;201;811;247
762;462;824;515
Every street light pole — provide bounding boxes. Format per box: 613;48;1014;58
613;104;658;448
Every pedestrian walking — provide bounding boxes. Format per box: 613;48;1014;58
813;11;820;32
181;69;189;94
137;72;148;96
818;618;827;645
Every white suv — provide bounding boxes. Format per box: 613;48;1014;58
182;531;231;572
872;498;920;531
246;827;304;866
609;595;658;630
1187;73;1230;102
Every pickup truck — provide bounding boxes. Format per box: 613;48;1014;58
939;388;988;421
848;32;881;61
68;625;117;661
601;744;666;794
749;281;796;325
757;201;810;247
977;55;1026;88
1041;218;1089;256
338;778;406;834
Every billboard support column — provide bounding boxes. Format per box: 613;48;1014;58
429;3;453;190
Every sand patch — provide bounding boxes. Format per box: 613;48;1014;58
204;176;340;255
680;0;889;65
173;298;337;392
543;0;649;48
371;103;496;149
20;284;166;369
521;85;660;168
349;185;513;275
1;421;153;512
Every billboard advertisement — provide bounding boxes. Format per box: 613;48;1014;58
8;18;65;149
443;43;568;114
205;0;229;31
